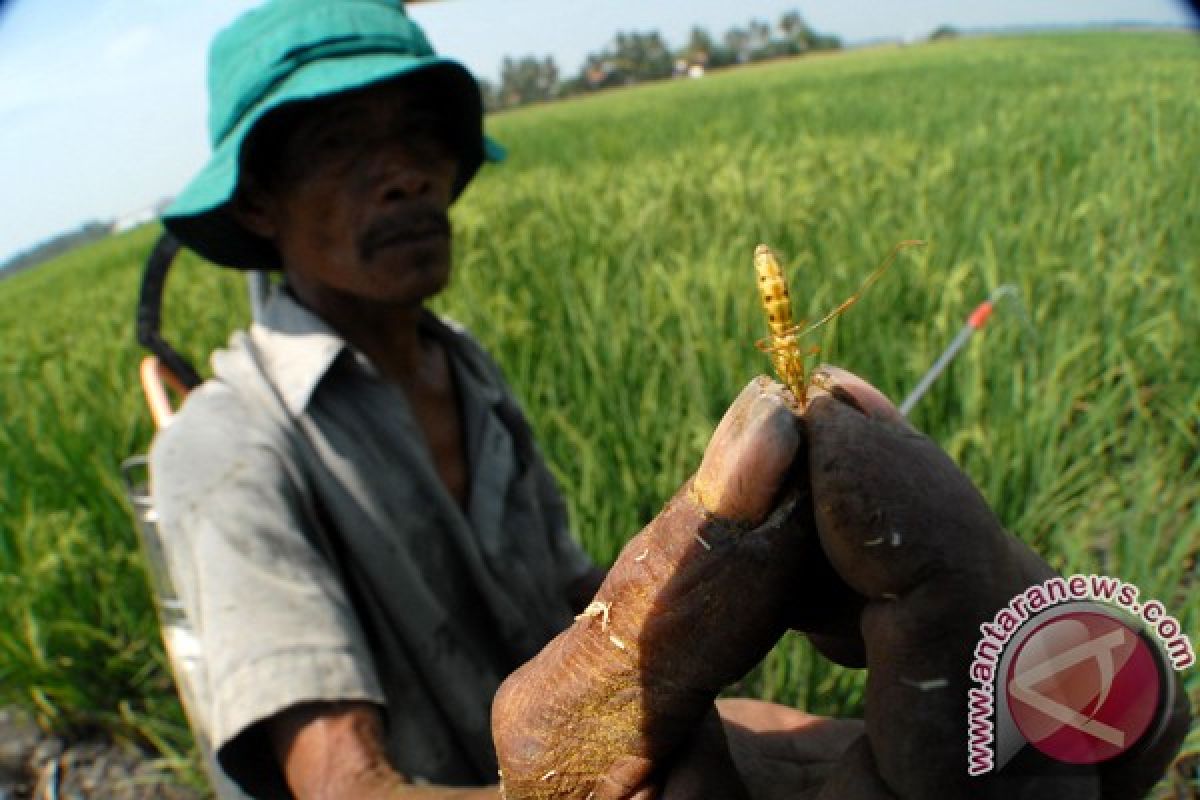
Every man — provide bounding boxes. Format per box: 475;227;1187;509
152;1;1188;798
154;1;609;796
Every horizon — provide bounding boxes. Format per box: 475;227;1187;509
0;0;1196;266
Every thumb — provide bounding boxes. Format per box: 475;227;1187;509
803;373;1026;599
803;370;1060;798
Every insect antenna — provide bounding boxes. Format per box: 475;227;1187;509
792;239;925;340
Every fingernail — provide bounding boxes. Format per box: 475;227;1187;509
694;378;800;524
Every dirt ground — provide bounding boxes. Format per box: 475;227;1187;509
0;709;203;800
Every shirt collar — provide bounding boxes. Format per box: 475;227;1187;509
244;286;505;415
247;287;351;415
420;312;506;410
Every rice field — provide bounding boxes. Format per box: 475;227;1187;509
1;31;1196;794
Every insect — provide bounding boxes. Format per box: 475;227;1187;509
754;240;925;404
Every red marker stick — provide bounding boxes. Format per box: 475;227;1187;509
898;289;1010;417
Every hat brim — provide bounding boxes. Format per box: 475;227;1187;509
164;54;504;270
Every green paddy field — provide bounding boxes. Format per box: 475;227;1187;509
1;31;1196;793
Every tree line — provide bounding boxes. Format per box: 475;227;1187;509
481;10;842;111
0;221;112;279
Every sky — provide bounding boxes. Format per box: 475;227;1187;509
0;0;1195;264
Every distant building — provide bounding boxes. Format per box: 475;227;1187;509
112;197;172;233
674;56;706;80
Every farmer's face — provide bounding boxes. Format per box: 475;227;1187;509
239;79;459;307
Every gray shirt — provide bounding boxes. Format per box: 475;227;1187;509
150;288;594;797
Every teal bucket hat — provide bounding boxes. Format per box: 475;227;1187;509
163;0;503;270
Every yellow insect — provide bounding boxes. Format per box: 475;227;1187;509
754;240;925;405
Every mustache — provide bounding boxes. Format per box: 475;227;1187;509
358;207;451;260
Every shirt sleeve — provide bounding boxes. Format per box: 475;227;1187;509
150;384;384;798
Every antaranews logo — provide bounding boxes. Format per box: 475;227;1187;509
966;574;1193;776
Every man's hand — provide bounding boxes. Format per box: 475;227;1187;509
716;698;864;800
493;378;816;800
271;701;500;799
493;370;1191;800
798;367;1192;799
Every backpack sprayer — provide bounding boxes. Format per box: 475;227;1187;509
122;231;256;800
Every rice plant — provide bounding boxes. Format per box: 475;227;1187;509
1;31;1195;795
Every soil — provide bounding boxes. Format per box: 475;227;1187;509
0;709;204;800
